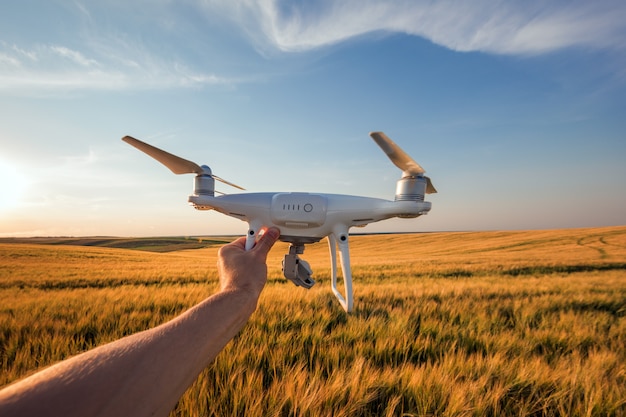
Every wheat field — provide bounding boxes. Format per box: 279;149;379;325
1;226;625;416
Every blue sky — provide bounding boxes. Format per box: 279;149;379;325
1;0;625;237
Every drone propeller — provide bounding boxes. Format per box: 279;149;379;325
122;136;245;190
369;131;437;194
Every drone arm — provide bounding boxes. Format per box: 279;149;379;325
328;227;354;313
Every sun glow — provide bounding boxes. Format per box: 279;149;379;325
0;159;29;212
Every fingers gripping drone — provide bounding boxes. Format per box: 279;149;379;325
122;132;436;312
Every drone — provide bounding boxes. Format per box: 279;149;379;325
122;132;436;312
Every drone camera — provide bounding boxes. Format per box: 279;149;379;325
282;244;315;289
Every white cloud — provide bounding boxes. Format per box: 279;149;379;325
51;45;99;67
0;53;21;67
0;42;232;94
2;1;624;95
11;44;39;61
203;0;626;55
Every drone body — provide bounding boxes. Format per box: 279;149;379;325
122;132;436;312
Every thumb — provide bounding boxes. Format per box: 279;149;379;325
252;227;280;257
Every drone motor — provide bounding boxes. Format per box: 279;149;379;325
194;166;216;196
395;175;427;202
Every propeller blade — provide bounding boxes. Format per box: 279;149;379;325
370;131;425;175
122;135;246;191
424;176;437;194
211;174;245;191
370;131;437;194
122;136;203;175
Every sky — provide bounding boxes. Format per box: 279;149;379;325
1;0;625;237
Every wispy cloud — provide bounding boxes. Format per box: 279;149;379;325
203;0;626;55
0;52;21;67
50;45;99;67
2;1;624;95
0;39;232;95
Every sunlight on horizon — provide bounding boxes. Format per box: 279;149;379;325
0;159;29;213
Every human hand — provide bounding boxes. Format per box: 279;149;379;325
217;227;280;299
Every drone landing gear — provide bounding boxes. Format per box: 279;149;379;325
282;244;315;289
328;232;353;313
280;233;354;313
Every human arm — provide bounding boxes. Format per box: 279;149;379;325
0;227;280;417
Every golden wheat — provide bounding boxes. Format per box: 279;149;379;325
1;226;625;416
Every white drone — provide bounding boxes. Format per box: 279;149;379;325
122;132;436;312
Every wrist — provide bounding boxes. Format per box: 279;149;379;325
218;286;261;314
